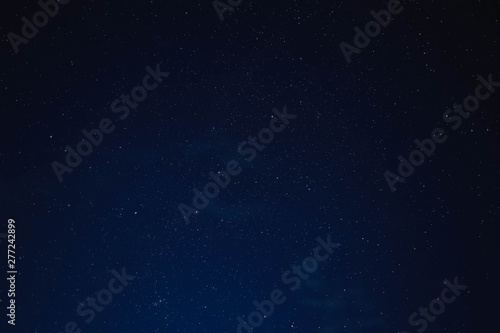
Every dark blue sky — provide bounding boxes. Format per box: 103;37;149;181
1;0;499;332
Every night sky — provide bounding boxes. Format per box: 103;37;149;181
1;0;499;332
